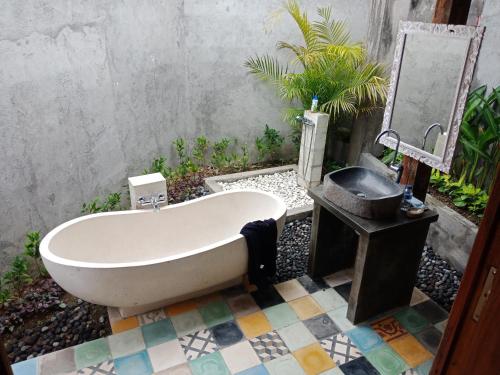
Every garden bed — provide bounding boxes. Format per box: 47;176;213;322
428;185;481;225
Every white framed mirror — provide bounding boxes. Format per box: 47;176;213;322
379;21;484;173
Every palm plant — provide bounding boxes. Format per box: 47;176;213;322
457;85;500;190
245;1;388;146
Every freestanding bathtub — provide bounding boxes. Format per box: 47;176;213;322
41;190;287;316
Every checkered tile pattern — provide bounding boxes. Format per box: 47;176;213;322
17;273;445;375
249;331;289;362
320;333;362;365
76;360;116;374
179;329;218;360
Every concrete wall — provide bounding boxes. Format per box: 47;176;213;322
0;0;370;269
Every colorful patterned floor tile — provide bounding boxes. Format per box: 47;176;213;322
264;353;306;375
364;344;408;375
237;311;273;339
199;300;233;327
311;289;347;312
415;359;433;375
401;369;419;374
108;328;146;358
166;299;199;317
320;333;362;366
211;320;244;347
434;319;447;333
74;337;112;369
323;270;353;288
236;364;270;375
411;301;448;324
339;356;379;375
327;306;354;332
333;283;352;302
226;293;261;318
114;350;153;375
39;346;75;375
179;328;219;360
293;343;335;375
289;296;325;320
221;340;261;373
393;308;430;335
141;318;177;347
188;351;230;375
73;360;116;374
371;317;408;342
303;314;339;340
263;303;299;330
388;335;433;368
251;287;285;309
297;275;323;294
249;331;289;362
171;310;206;337
277;321;317;352
410;288;430;307
320;367;344;375
195;292;223;306
154;363;192;375
11;357;38;375
414;327;442;354
345;326;384;353
138;309;167;326
274;279;309;301
147;340;186;372
111;316;140;334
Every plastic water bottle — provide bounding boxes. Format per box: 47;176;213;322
404;185;413;201
311;95;318;112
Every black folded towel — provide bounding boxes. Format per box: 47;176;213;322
240;218;278;288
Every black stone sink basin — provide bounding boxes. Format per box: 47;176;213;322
323;167;403;219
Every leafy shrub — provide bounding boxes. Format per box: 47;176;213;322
211;138;231;169
23;231;46;277
0;279;10;304
256;125;284;162
143;156;172;179
192;136;210;166
381;148;403;165
173;138;198;176
81;192;122;214
3;256;32;296
430;169;489;216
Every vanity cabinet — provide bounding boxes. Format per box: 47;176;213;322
308;185;439;324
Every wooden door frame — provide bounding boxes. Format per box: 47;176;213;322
431;165;500;373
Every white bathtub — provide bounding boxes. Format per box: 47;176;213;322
41;190;286;316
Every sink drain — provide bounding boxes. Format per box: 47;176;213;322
349;189;367;198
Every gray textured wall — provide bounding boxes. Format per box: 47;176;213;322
0;0;370;269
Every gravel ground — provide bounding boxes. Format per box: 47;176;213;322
218;170;313;209
274;218;461;311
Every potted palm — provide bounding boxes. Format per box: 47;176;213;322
245;0;388;161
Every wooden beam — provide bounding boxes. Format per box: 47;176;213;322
0;339;13;375
433;0;473;24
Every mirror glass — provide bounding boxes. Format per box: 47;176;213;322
380;22;484;172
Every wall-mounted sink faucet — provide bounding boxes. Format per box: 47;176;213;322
375;129;404;183
421;122;444;150
137;193;166;212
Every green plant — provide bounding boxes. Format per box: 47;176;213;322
144;156;172;179
430;169;489;216
81;192;122;214
173;138;197;176
23;231;46;277
381;148;403;165
240;144;250;171
3;256;32;295
0;278;11;304
256;125;284;162
192;136;210;166
245;1;387;148
458;85;500;190
211;138;231;169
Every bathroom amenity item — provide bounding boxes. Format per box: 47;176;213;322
40;190;286;317
311;95;319;112
404;185;413;201
240;219;278;288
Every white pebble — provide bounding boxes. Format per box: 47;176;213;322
218;170;313;209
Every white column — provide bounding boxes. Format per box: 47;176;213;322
297;110;330;189
128;173;168;209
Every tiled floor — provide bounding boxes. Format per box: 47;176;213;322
12;272;447;375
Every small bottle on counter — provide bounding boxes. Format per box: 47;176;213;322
311;95;318;112
404;185;413;201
